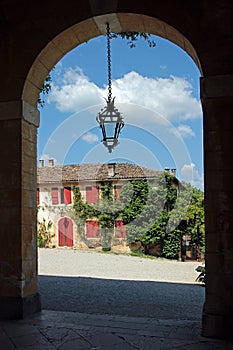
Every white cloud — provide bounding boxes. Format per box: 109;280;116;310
81;132;99;144
48;67;202;124
177;124;195;138
160;65;167;70
111;72;201;122
48;67;103;112
180;163;204;189
181;163;195;180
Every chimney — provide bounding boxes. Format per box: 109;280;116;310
108;163;116;177
48;159;54;167
171;168;176;176
39;159;45;167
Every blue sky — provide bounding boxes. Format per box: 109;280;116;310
38;34;203;189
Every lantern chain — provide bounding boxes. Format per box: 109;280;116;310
106;22;112;103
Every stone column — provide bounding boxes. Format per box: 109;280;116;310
0;100;41;319
201;74;233;338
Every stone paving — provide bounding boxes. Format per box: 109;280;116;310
1;310;233;349
1;250;233;349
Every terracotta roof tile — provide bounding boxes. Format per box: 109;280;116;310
37;163;161;184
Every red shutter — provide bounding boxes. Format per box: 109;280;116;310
115;220;126;238
52;188;59;205
37;188;40;205
64;187;72;204
86;186;99;203
114;185;121;199
86;220;99;238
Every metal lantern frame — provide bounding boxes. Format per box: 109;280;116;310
96;22;124;153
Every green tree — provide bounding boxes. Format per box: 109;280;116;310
120;174;204;260
187;187;205;260
165;182;205;259
121;173;180;258
120;175;168;244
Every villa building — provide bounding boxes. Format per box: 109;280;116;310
37;160;165;250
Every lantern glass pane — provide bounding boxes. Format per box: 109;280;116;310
104;122;115;139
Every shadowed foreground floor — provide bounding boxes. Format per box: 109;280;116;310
39;275;205;320
1;309;233;349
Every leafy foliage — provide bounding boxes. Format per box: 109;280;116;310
110;32;156;48
37;218;54;248
164;183;205;259
195;265;205;284
38;74;52;108
72;172;205;259
119;173;181;259
186;187;205;258
72;183;122;249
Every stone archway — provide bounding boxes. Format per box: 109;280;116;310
0;1;233;338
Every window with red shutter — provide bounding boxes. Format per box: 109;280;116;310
51;187;59;205
114;185;121;199
86;186;99;203
86;220;99;238
115;220;126;238
64;187;72;204
37;188;40;205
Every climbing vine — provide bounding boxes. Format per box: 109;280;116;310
72;183;123;249
71;173;205;259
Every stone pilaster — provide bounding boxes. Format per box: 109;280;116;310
201;74;233;338
0;100;41;319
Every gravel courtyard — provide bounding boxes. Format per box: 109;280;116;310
38;248;205;320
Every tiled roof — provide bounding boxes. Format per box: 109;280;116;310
37;163;161;184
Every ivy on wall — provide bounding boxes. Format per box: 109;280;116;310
72;182;122;249
71;173;205;259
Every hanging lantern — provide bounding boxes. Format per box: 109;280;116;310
96;22;124;153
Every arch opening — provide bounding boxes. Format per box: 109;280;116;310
35;10;204;324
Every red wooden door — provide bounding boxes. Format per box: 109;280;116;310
58;217;73;246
